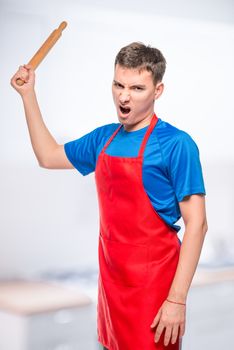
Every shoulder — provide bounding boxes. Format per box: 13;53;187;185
156;118;198;151
64;121;120;150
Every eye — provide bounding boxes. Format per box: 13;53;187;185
113;82;123;89
132;86;144;91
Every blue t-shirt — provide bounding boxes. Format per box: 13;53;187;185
64;118;206;232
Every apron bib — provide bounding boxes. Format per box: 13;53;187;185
95;114;181;350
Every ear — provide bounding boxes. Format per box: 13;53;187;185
154;82;164;101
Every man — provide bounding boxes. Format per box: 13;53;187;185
11;42;208;350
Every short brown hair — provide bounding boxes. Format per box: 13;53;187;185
115;42;166;85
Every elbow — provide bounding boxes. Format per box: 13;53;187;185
38;158;50;169
185;218;208;237
38;161;47;168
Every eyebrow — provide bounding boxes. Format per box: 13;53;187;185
113;80;146;88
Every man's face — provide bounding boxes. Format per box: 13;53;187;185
112;64;163;131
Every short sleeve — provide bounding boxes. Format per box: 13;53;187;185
64;128;100;176
64;123;119;176
168;132;206;202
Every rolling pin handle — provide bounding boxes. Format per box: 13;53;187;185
16;78;25;86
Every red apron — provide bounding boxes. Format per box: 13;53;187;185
95;114;181;350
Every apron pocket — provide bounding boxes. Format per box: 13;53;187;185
99;235;148;287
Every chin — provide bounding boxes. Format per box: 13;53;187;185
117;113;132;122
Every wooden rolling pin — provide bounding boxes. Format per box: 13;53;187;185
16;21;67;86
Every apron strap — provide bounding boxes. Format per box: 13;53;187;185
102;124;122;153
102;113;158;156
138;114;158;157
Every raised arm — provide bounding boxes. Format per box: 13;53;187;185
10;64;73;169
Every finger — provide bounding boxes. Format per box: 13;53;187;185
20;70;31;83
179;322;186;338
10;73;23;87
11;72;27;87
15;69;29;83
154;323;165;343
19;64;30;72
23;64;33;70
150;308;162;328
164;326;173;346
19;65;28;73
171;324;179;344
23;65;35;83
27;67;35;79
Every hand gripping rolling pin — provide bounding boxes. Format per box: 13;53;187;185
16;21;67;86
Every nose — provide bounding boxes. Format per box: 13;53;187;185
119;90;130;103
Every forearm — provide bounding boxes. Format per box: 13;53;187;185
22;90;58;166
167;221;208;303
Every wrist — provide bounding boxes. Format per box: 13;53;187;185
167;290;187;304
166;298;186;306
21;89;36;101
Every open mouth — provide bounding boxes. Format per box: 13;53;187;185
119;105;131;115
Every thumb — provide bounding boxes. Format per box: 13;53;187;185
23;64;33;70
150;308;161;328
27;67;35;80
23;64;35;80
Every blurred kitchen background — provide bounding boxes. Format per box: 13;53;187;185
0;0;234;349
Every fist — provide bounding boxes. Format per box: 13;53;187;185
10;64;35;96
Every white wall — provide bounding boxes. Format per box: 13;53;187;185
1;0;234;278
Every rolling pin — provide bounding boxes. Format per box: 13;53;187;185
16;21;67;86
